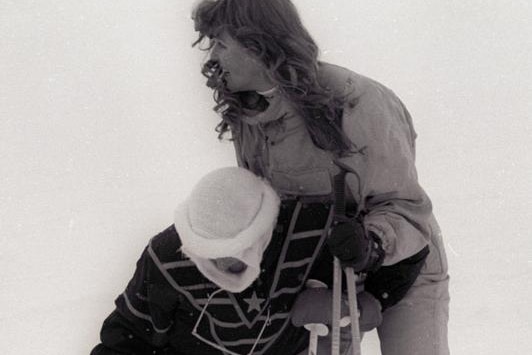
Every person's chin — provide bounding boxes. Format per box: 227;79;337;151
228;263;247;274
225;82;239;93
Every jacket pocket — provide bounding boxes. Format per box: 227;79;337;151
271;169;333;196
420;215;449;279
365;246;430;311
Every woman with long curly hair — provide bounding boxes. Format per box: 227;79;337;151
190;1;450;354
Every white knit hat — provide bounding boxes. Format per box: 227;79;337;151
174;167;280;259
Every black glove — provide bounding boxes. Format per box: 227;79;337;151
327;219;385;273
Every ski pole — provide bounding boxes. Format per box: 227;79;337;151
331;166;363;354
304;280;330;355
331;257;342;355
344;266;361;355
332;262;362;355
304;322;329;355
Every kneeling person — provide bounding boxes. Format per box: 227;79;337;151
91;167;380;355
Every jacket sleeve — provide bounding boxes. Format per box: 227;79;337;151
340;78;432;266
91;245;180;355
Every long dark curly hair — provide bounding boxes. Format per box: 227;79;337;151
192;0;355;155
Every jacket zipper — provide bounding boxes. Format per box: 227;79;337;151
257;124;272;180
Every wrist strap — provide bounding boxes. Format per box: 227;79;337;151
333;170;347;221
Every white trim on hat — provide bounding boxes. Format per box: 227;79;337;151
181;225;273;293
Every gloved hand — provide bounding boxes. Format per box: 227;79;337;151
291;288;383;332
326;219;385;273
291;288;349;327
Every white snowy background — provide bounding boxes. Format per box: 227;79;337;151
1;0;531;354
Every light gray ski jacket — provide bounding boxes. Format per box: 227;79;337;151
233;63;435;266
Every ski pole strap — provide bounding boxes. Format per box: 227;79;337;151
333;170;347;221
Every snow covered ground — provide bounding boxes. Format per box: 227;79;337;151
1;1;531;354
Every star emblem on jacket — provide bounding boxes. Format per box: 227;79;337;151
243;291;265;313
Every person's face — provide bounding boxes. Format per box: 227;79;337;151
212;257;247;274
209;32;271;92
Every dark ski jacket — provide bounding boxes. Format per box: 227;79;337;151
91;197;337;355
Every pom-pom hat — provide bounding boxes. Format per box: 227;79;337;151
175;167;280;259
